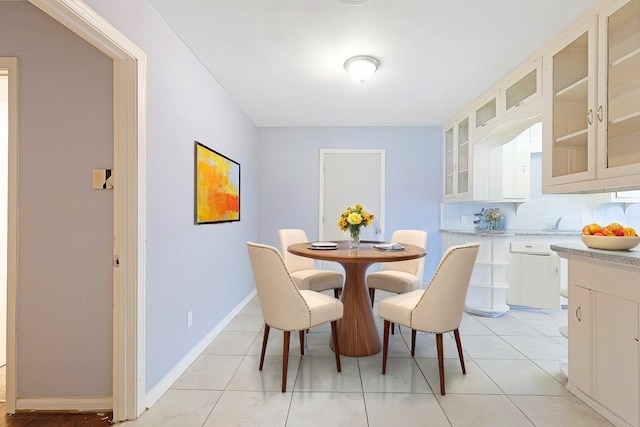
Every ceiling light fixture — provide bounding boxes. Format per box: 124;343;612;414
338;0;369;4
344;55;380;83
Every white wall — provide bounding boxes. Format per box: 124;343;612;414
1;0;260;398
0;2;113;396
83;0;260;392
257;126;443;281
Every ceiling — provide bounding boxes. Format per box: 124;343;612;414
147;0;600;127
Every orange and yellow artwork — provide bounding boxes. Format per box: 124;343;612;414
195;142;240;223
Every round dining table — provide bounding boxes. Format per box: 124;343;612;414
288;240;426;357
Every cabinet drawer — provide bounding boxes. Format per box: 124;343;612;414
510;241;551;255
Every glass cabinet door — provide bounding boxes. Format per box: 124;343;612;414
598;0;640;178
547;19;598;184
456;118;470;195
443;125;455;198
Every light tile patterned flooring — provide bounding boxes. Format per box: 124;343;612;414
121;292;613;426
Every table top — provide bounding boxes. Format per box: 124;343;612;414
288;241;426;264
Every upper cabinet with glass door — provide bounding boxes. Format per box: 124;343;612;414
442;115;472;201
543;0;640;193
597;0;640;180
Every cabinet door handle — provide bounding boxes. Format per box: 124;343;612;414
597;106;603;122
576;306;582;322
555;267;558;275
587;109;593;125
522;165;526;173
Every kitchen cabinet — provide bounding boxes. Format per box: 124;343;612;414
507;241;560;309
486;125;532;201
503;58;543;115
568;284;592;396
473;90;500;134
543;0;640;193
554;245;640;427
442;115;472;200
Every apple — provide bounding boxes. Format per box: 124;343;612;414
615;229;624;236
593;231;605;236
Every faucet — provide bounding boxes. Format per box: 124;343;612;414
552;217;563;231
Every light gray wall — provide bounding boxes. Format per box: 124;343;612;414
2;0;260;397
257;127;443;280
0;2;113;396
83;0;260;392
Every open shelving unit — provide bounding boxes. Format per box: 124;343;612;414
464;236;511;317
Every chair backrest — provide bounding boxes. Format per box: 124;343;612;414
246;242;311;331
380;230;428;282
412;243;480;333
278;229;318;273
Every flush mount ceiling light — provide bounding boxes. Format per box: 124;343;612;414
338;0;369;4
344;55;380;83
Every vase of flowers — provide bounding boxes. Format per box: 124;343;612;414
338;204;374;249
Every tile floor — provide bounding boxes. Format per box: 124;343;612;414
121;293;613;426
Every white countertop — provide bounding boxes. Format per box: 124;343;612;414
441;229;582;237
550;243;640;268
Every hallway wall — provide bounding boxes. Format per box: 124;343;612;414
0;2;113;397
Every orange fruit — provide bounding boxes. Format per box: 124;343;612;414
623;227;637;237
607;222;623;231
602;228;616;236
582;222;602;234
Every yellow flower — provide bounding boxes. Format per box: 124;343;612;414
338;204;374;233
347;212;363;225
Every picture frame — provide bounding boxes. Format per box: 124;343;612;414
194;141;240;224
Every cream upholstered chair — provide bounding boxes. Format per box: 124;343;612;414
246;241;343;392
278;229;344;298
378;243;479;395
367;229;428;306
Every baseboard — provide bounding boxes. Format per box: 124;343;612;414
144;289;257;408
15;397;112;412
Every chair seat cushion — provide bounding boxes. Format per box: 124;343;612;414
377;289;425;328
290;270;343;292
367;270;420;294
300;290;344;328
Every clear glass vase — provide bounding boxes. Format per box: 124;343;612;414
349;227;361;249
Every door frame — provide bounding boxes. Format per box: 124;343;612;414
6;1;147;421
319;149;385;241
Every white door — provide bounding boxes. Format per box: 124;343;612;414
320;149;385;243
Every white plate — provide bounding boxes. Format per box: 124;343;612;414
309;246;337;250
581;235;640;251
311;241;338;248
373;242;405;251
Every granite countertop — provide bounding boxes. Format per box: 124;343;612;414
550;243;640;267
441;229;582;237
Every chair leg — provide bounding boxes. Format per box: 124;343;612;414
330;321;341;372
282;331;290;393
299;330;305;355
411;329;417;356
391;322;395;335
369;288;375;307
382;320;391;374
334;288;341;299
454;329;466;374
259;324;270;370
436;333;445;395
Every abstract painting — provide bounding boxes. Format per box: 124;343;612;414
195;141;240;224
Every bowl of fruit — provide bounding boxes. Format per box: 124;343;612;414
581;223;640;251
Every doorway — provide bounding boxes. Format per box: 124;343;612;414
2;0;146;419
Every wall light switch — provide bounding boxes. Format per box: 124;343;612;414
92;169;113;189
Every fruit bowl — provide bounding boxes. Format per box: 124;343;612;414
581;235;640;251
